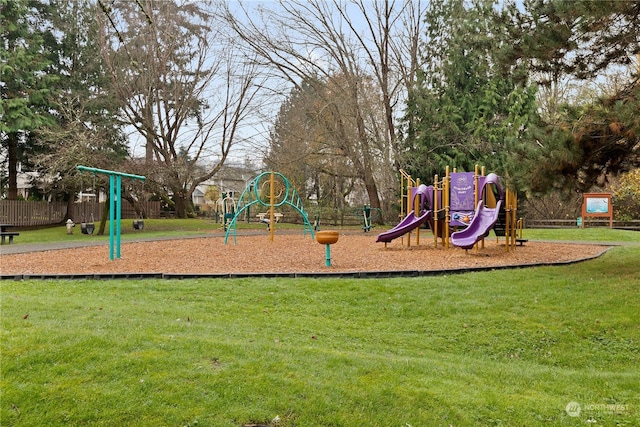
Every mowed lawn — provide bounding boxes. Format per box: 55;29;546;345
1;227;639;426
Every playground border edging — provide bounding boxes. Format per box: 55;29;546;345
0;246;614;281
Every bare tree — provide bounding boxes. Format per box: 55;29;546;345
33;93;126;221
221;0;426;220
97;0;264;217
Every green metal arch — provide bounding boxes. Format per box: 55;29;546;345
252;171;290;207
224;172;314;244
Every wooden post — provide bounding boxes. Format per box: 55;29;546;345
444;166;450;249
433;174;439;248
270;171;275;242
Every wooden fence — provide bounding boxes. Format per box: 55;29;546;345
0;200;161;227
524;219;640;230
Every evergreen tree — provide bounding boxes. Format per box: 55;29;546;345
401;0;538;186
1;0;55;199
32;0;128;203
504;0;640;192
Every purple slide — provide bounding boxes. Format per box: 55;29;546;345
376;184;433;243
450;200;502;249
376;209;432;243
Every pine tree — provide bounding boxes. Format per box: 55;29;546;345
505;0;640;192
401;0;538;186
1;0;55;199
32;0;127;203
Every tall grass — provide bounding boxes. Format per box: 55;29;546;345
2;244;639;426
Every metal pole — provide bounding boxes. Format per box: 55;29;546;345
444;166;450;249
109;174;115;261
269;171;275;242
116;175;122;259
325;244;331;267
433;175;439;248
77;165;145;181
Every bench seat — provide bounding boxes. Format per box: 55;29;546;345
0;231;19;245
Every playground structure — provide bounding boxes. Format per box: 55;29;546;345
378;166;521;251
76;165;146;260
360;205;382;232
215;192;236;230
77;173;97;234
378;169;429;247
224;171;314;244
376;183;433;245
315;230;340;266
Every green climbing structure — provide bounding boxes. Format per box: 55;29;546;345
224;171;315;244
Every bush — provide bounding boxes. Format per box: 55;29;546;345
611;169;640;220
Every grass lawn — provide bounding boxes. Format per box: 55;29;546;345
10;218;223;245
1;225;639;426
10;218;314;246
9;217;640;246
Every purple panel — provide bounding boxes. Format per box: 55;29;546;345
450;172;476;211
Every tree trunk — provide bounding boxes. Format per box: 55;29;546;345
66;195;75;221
7;132;19;200
98;196;109;235
144;104;155;164
362;168;382;212
354;108;383;216
174;192;189;218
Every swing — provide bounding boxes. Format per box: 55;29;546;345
132;181;145;230
79;173;96;235
133;213;144;230
81;213;95;235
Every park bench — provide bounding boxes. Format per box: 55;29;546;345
0;231;20;245
257;212;283;230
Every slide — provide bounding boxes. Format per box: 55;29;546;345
450;200;502;249
376;209;432;243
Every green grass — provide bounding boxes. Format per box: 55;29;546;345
2;242;639;426
10;217;640;246
10;218;264;245
521;227;640;244
11;218;207;244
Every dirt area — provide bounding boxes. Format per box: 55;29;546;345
0;231;609;276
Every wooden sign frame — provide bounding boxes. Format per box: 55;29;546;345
581;193;613;228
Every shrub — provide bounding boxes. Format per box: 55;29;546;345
611;169;640;220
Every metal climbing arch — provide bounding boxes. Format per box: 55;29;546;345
224;171;314;244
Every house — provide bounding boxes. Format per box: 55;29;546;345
193;159;263;208
1;160;46;200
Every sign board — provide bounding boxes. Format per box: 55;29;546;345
449;172;478;226
449;172;476;211
581;193;613;228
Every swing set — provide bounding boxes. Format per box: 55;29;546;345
77;173;97;235
76;165;146;260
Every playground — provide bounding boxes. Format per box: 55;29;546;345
0;168;618;277
0;231;607;276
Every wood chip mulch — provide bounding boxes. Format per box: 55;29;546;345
0;232;610;276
